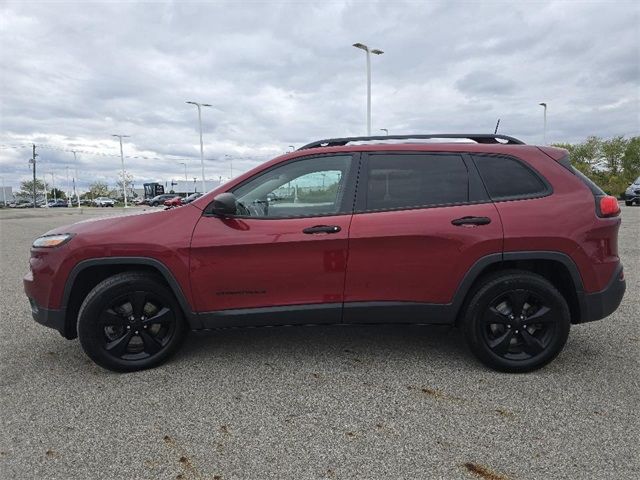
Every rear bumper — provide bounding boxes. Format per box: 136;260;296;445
579;264;626;323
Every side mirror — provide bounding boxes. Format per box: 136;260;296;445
210;192;238;216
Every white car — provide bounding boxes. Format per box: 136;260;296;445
93;197;115;207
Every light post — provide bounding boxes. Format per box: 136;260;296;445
179;162;187;182
65;166;71;206
353;43;384;136
186;101;212;194
112;134;130;207
225;154;233;178
50;172;56;202
380;128;388;135
72;151;81;209
1;177;6;206
288;145;295;152
539;102;547;145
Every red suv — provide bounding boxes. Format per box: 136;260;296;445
24;134;626;372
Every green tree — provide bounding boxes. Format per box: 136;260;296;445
17;178;47;199
621;137;640;182
87;181;109;198
600;136;628;175
49;188;66;200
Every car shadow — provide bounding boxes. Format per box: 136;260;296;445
175;323;474;368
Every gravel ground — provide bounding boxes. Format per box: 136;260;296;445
1;206;638;480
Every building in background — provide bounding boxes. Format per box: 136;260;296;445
164;179;223;196
1;185;13;204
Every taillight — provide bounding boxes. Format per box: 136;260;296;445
598;195;620;217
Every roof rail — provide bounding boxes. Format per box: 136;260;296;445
298;133;525;150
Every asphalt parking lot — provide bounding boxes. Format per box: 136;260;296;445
1;206;638;480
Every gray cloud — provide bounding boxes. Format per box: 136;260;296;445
0;0;638;192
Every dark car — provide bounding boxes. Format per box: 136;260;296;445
149;194;179;207
24;133;625;373
183;192;203;204
45;199;69;208
624;176;640;206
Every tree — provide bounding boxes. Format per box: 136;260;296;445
87;181;109;199
600;136;628;176
552;135;639;197
114;171;134;200
17;179;47;199
49;188;66;200
622;137;640;182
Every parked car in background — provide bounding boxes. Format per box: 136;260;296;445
93;197;115;207
24;133;625;373
624;176;640;206
149;194;178;207
43;199;69;208
164;196;183;207
183;192;203;204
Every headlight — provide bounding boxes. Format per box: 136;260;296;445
32;234;74;248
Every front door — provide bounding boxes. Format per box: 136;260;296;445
343;152;503;323
190;153;358;327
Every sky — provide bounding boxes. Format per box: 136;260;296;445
1;0;639;193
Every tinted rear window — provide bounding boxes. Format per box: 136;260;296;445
474;155;548;200
365;154;468;210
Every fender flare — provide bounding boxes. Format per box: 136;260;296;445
63;257;201;328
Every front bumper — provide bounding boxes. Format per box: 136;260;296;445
579;264;626;323
27;297;68;337
624;192;639;202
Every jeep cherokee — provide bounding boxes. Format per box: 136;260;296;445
24;134;626;372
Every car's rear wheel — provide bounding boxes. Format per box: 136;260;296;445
462;270;570;373
77;272;187;372
625;201;633;206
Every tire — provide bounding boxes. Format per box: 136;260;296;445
625;201;633;206
152;201;159;207
462;270;570;373
77;272;187;372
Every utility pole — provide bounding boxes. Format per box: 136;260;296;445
31;144;37;208
72;151;81;208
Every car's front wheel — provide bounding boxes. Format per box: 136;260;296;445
77;272;187;372
625;201;633;206
462;270;570;373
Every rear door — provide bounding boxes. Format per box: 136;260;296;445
190;153;358;326
343;151;503;323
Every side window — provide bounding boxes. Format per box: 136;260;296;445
474;155;548;200
232;155;352;218
365;154;468;210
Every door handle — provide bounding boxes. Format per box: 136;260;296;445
303;225;342;234
451;216;491;226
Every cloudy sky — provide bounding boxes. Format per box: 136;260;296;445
1;0;638;192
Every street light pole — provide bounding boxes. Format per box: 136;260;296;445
112;134;130;207
179;162;187;182
51;172;56;202
353;43;384;136
72;151;81;209
66;166;70;206
539;102;547;145
186;101;212;194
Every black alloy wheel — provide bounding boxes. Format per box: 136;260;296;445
78;272;186;372
463;271;570;372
